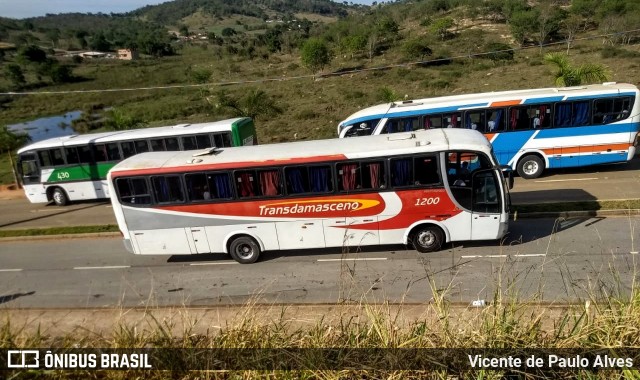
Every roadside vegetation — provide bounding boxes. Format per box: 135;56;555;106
2;253;639;378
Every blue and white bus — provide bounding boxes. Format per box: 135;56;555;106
338;83;640;178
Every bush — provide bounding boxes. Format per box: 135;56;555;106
483;42;515;61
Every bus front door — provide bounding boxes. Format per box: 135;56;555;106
17;153;40;185
470;170;503;240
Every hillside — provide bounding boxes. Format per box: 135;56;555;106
0;0;639;150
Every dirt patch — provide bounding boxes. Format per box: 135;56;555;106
0;184;25;200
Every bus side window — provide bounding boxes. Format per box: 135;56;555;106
425;115;443;129
213;132;232;148
594;97;631;124
165;138;179;151
134;140;149;153
285;167;309;194
64;147;80;164
77;145;92;163
106;143;121;161
361;161;385;189
152;176;184;203
185;173;208;201
207;173;233;199
258;169;282;197
554;101;590;127
49;148;65;166
486;108;505;132
94;144;108;162
337;162;360;191
182;135;211;150
465;111;484;131
121;142;136;158
117;177;151;205
150;139;166;151
414;156;440;185
390;158;413;187
38;150;52;167
234;170;257;198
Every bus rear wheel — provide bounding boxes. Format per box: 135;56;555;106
52;188;69;206
229;236;261;264
517;155;544;179
411;225;444;253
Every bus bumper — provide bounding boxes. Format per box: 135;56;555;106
123;238;134;253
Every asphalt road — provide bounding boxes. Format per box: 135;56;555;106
1;157;640;230
1;216;638;308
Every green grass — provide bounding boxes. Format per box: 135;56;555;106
513;199;640;215
0;224;118;237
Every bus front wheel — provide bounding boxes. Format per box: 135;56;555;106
229;236;261;264
411;225;444;253
517;155;544;179
52;188;69;206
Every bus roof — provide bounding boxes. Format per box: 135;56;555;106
17;117;249;154
339;82;640;127
109;128;493;175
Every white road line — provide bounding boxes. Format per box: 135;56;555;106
190;262;238;266
73;265;130;270
535;178;598;183
317;258;388;262
462;254;546;259
0;269;23;272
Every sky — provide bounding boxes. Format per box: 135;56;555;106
0;0;376;19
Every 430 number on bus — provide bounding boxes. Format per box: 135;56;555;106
56;172;70;180
415;197;440;206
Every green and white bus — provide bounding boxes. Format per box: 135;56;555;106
17;117;256;205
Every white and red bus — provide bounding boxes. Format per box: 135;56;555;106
107;129;511;263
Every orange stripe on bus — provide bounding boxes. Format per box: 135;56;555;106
541;143;630;155
490;100;522;107
484;133;496;142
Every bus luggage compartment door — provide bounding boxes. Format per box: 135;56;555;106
186;227;211;254
131;229;192;255
275;220;325;250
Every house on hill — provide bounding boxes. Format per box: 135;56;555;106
117;49;138;60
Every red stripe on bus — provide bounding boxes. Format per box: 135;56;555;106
112;154;349;178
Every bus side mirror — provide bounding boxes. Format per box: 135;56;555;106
499;165;514;190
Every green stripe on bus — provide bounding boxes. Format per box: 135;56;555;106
45;163;117;183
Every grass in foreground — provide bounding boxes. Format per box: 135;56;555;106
1;253;639;379
0;225;118;238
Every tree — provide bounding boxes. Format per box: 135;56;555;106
430;17;454;40
17;45;47;64
562;14;583;54
509;10;538;46
536;1;565;51
0;126;31;188
45;28;60;48
213;89;282;121
300;38;331;74
543;53;610;86
104;108;145;131
402;39;432;60
4;64;26;88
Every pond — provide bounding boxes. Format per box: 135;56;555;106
7;111;82;143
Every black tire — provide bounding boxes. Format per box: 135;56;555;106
229;236;261;264
52;187;69;206
411;225;444;253
516;155;544;179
